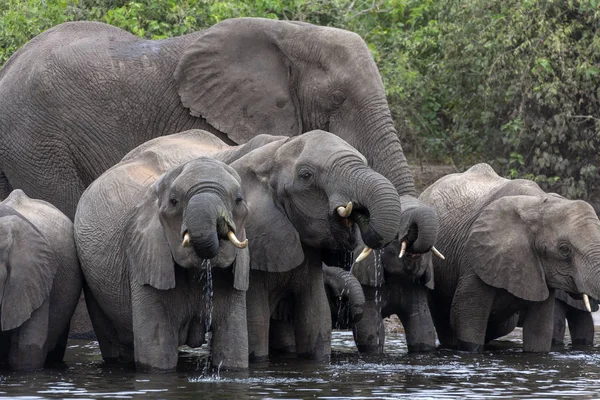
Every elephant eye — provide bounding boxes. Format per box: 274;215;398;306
559;243;572;258
169;198;178;207
235;195;243;205
331;90;345;106
298;169;313;181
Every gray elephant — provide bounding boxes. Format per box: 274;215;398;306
0;190;81;370
75;133;249;372
552;292;597;347
340;234;438;354
0;18;437;261
75;129;402;368
421;163;600;352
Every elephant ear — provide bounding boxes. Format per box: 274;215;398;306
237;166;304;273
0;214;57;331
125;185;175;290
174;18;301;143
466;195;548;302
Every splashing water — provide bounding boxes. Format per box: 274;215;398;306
373;249;384;348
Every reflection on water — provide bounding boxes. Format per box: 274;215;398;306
2;328;600;399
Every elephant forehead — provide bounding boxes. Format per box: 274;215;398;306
288;131;366;163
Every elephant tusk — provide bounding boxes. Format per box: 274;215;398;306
182;232;191;247
227;231;248;249
337;201;353;218
355;246;372;263
398;241;407;259
584;294;592;312
431;246;446;260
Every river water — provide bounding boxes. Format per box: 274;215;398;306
2;327;600;399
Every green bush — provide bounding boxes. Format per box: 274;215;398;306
0;0;598;203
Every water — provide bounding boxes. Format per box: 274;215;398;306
3;327;600;399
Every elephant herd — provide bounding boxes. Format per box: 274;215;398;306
0;17;598;373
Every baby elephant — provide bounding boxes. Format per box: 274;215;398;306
423;163;600;352
75;152;249;372
0;190;81;370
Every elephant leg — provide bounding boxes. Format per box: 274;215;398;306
246;271;270;363
83;286;131;363
566;307;594;347
294;264;332;360
451;273;495;352
552;299;568;346
131;286;179;372
269;318;297;356
210;270;248;370
352;285;384;354
46;328;69;363
521;290;555;352
429;292;455;348
9;298;49;371
395;281;436;352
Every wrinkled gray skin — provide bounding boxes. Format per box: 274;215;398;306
76;129;402;366
0;18;437;259
0;190;81;371
271;265;366;357
422;163;600;352
75;141;250;372
335;232;437;354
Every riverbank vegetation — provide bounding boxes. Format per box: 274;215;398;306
1;0;598;204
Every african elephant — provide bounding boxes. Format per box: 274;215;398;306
421;163;600;352
552;292;597;347
75;137;250;372
75;128;402;368
342;232;438;354
0;18;437;261
0;190;81;370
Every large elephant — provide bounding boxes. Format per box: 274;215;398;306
75;129;402;368
0;190;81;370
0;18;437;258
421;163;600;352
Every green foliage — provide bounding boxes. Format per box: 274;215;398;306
0;0;598;203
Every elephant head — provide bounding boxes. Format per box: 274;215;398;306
0;205;57;331
174;18;437;254
466;194;600;302
230;130;402;272
126;157;249;291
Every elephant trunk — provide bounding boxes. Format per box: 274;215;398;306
183;192;231;260
348;167;402;249
323;266;365;323
580;248;600;301
399;195;440;254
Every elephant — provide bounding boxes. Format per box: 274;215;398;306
75;128;403;368
338;234;438;354
75;134;250;372
269;265;366;357
551;292;597;347
420;163;600;352
0;190;81;370
0;18;438;261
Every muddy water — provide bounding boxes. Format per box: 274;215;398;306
2;328;600;399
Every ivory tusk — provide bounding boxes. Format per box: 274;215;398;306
227;230;248;249
431;246;446;260
584;294;592;312
398;241;407;259
355;246;372;263
182;232;191;247
337;201;353;218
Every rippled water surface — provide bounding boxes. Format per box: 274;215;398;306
3;327;600;399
